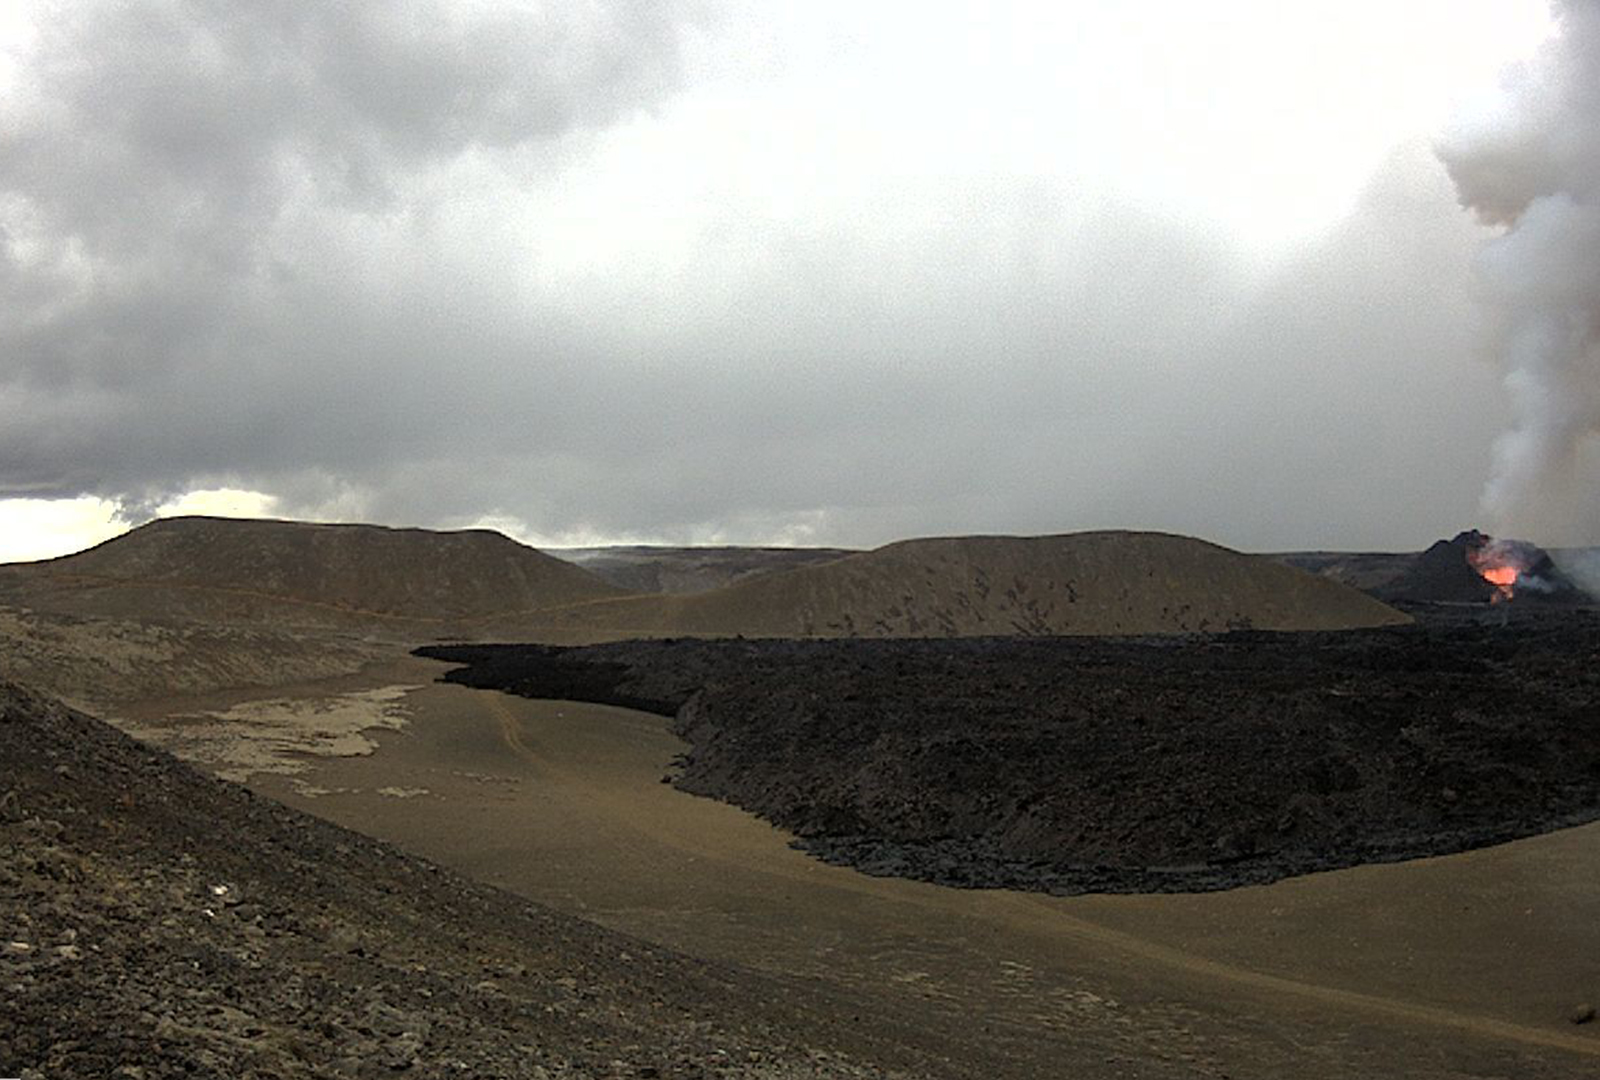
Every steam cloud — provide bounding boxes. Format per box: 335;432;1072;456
1437;0;1600;543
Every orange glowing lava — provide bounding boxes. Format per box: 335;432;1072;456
1465;536;1520;603
1481;566;1517;588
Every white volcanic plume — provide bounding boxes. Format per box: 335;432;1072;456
1437;1;1600;542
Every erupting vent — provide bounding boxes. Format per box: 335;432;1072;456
1376;529;1592;607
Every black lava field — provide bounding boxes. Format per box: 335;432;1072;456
419;609;1600;895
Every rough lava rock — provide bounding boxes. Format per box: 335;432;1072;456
421;609;1600;895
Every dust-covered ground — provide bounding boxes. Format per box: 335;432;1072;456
419;607;1600;895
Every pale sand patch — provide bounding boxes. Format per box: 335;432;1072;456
291;784;356;798
376;786;430;798
121;684;421;783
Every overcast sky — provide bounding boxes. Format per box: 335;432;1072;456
0;1;1581;561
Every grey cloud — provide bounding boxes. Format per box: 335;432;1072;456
291;160;1496;553
0;3;1526;551
8;0;687;225
1;0;695;503
3;13;683;318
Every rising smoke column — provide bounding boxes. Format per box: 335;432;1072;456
1436;1;1600;541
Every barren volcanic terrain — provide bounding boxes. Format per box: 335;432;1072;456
421;607;1600;894
6;517;1600;1078
1;679;979;1079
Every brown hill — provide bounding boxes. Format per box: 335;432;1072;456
1;516;623;625
508;531;1409;639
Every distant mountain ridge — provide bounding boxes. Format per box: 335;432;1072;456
2;519;1408;645
514;531;1410;638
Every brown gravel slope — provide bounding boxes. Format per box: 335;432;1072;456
0;679;948;1080
513;532;1409;638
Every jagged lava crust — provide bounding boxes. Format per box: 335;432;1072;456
422;612;1600;894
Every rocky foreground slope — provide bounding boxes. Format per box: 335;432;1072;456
0;680;942;1079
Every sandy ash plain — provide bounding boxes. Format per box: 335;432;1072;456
4;516;1600;1079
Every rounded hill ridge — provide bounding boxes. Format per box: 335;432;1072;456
28;516;623;620
521;530;1409;637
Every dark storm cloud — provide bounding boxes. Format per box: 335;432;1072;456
0;2;1521;550
0;0;692;500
